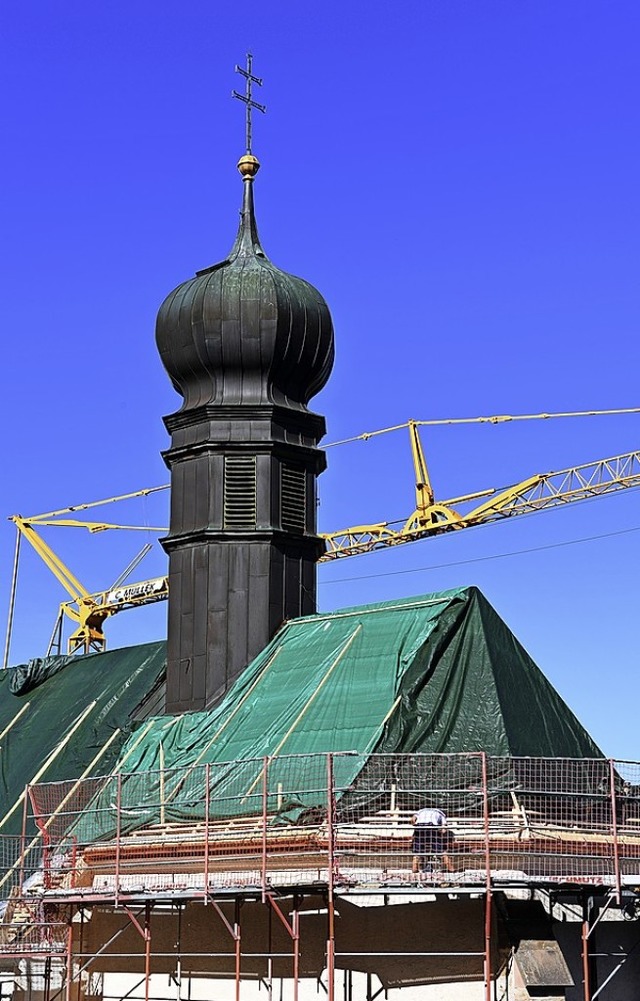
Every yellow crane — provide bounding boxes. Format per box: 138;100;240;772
4;409;640;662
4;487;169;661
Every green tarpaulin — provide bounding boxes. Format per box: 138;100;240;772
120;588;601;769
82;587;602;837
0;642;166;837
2;588;604;846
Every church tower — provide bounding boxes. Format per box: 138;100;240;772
155;129;334;712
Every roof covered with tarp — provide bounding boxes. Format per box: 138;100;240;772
120;587;602;770
0;641;166;837
65;587;602;839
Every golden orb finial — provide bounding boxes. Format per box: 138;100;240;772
237;154;260;179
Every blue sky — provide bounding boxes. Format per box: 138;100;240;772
1;1;639;757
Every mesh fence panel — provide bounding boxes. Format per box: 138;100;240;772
486;757;615;882
262;754;330;887
200;757;266;889
0;922;67;957
613;760;640;878
28;774;119;844
333;753;487;883
0;836;45;900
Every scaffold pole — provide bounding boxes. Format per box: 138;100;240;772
65;910;74;1001
327;753;336;1001
144;902;152;1001
609;758;622;904
481;752;493;1001
204;763;210;896
261;756;269;900
582;901;592;1001
115;772;122;907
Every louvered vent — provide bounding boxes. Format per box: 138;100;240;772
281;465;307;533
223;455;257;528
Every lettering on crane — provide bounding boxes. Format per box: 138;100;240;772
107;578;167;605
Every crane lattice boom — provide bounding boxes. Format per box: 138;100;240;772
319;445;640;560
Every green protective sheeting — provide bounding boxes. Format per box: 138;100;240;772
0;641;166;838
85;587;602;839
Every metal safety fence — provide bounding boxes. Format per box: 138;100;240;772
0;835;46;901
3;753;640;901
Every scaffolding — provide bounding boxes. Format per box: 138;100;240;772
2;752;640;1001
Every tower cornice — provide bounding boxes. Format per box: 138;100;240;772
161;438;328;475
163;403;327;440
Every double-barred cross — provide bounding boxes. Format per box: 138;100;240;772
232;53;266;155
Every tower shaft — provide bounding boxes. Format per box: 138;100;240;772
162;406;327;711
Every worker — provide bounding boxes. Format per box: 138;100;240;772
411;806;454;875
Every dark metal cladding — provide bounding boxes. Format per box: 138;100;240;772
156;156;335;713
156;168;335;411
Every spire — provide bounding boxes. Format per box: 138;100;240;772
228;153;265;259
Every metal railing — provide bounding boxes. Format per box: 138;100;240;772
3;753;640;904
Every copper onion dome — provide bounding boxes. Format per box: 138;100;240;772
156;155;335;412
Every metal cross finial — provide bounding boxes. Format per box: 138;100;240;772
232;53;266;155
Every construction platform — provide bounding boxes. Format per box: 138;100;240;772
2;752;640;1000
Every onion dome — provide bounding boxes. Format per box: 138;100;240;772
156;155;335;412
